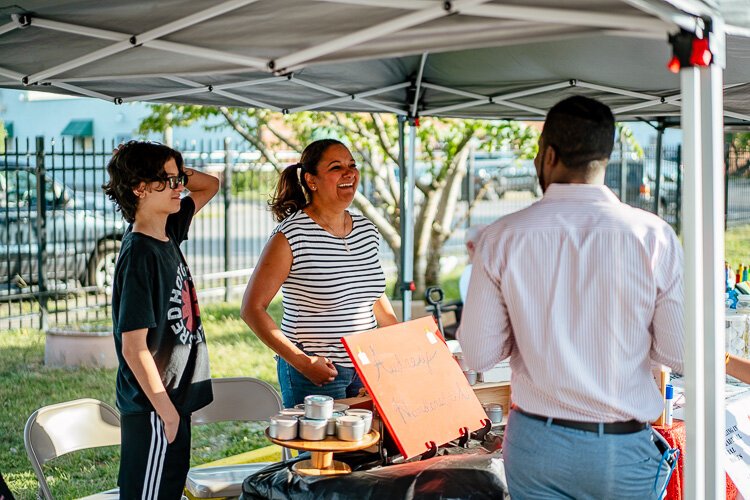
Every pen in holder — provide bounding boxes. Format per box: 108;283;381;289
664;384;674;428
653;365;670;427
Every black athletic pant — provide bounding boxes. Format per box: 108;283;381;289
119;411;191;500
0;471;15;500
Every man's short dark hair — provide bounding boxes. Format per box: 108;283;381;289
542;96;615;170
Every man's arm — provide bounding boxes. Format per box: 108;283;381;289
185;167;219;213
121;329;180;443
457;252;513;372
650;235;685;374
727;354;750;383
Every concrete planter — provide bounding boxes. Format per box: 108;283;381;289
45;325;118;369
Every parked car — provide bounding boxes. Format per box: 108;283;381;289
604;154;680;216
641;160;680;215
494;161;542;198
471;152;541;199
605;158;643;204
0;164;125;293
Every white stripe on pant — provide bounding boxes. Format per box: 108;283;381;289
142;412;167;500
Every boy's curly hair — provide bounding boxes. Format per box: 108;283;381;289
102;141;184;223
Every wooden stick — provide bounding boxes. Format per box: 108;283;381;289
654;368;669;426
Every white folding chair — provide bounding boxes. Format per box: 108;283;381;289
24;398;121;500
186;377;289;499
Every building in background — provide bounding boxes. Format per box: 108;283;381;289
0;89;243;150
0;88;681;152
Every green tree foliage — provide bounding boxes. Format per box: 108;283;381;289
0;120;6;154
139;104;539;292
728;132;750;176
732;133;750;150
616;123;643;158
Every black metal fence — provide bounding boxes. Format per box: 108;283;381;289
1;137;125;330
604;144;683;230
727;146;750;227
2;137;749;331
0;137;281;330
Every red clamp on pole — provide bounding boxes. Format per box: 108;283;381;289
667;27;713;72
667;56;681;74
689;37;712;67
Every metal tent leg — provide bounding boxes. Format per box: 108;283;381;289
681;59;725;500
399;118;415;321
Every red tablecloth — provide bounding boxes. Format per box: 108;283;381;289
653;421;738;499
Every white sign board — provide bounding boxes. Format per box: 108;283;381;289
725;392;750;497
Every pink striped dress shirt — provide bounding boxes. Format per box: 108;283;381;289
457;183;684;423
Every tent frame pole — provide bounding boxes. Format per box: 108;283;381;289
287;82;411;114
681;63;707;500
289;77;407;115
699;60;726;500
272;0;489;72
398;116;414;320
25;0;260;85
50;82;113;101
681;22;726;495
29;16;268;70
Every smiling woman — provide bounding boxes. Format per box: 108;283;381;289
240;139;399;408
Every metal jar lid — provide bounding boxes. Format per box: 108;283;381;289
345;409;372;418
279;408;305;417
304;395;334;407
270;414;298;426
332;403;350;413
336;415;365;428
299;417;328;428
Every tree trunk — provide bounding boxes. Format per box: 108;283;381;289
413;188;442;294
423;147;470;289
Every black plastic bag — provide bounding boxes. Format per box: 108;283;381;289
241;452;508;500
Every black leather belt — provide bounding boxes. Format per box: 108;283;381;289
515;408;648;435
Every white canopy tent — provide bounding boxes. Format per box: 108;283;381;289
1;1;749;497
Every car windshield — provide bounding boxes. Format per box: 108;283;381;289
0;169;64;208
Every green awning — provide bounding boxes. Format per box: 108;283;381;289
61;119;93;137
4;121;12;137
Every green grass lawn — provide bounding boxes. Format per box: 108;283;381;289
726;224;750;272
0;300;283;499
1;224;749;498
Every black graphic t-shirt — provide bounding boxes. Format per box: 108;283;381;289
112;197;213;416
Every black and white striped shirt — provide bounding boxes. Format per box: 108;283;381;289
274;210;386;367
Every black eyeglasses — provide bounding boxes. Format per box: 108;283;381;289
161;173;188;189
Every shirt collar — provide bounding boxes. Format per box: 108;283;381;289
542;183;620;204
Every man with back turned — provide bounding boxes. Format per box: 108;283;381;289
458;96;684;499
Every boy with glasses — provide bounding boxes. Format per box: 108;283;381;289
103;141;219;499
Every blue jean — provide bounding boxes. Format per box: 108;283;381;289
276;356;364;408
502;410;669;500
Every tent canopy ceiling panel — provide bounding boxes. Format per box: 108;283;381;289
0;0;748;121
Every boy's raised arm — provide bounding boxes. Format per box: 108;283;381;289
185;167;219;213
